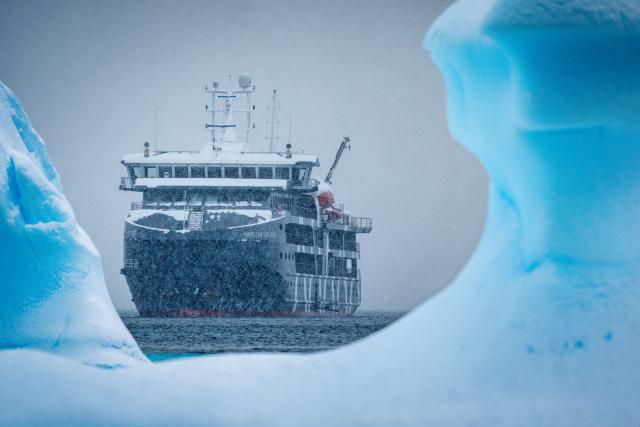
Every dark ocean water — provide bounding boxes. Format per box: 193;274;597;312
122;311;404;362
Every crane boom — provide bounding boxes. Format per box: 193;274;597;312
324;137;350;184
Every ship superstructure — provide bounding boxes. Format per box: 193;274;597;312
120;75;372;316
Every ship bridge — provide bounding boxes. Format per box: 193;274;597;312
120;151;320;192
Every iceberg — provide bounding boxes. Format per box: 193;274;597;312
0;82;146;368
2;0;640;425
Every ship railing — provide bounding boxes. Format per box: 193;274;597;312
270;194;292;210
130;202;143;211
346;216;372;232
120;176;135;191
293;264;360;279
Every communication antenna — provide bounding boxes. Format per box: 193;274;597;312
153;109;158;152
267;89;279;152
288;112;292;146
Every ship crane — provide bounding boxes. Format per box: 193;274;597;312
324;137;350;184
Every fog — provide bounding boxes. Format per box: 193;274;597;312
0;0;487;312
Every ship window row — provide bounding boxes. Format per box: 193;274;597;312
284;225;357;251
329;230;357;251
285;224;315;246
294;253;358;277
130;165;309;181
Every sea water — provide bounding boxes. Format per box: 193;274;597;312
122;311;403;361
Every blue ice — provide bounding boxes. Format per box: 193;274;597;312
2;0;640;425
0;82;146;367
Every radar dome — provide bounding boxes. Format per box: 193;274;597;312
238;73;252;89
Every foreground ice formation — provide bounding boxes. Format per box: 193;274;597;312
2;0;640;425
0;82;145;367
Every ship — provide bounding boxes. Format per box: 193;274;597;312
119;74;372;316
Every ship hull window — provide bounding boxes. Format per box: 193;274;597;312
144;192;158;207
344;232;356;251
224;167;239;178
190;166;205;178
175;166;188;178
204;193;218;206
159;167;172;178
275;167;290;180
207;167;222;178
329;230;344;250
159;192;172;207
295;253;320;275
189;193;203;206
241;167;257;179
174;191;186;207
285;223;314;246
259;167;273;179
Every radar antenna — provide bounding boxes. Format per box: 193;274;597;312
324;137;350;184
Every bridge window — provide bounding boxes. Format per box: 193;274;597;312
145;167;159;178
190;166;205;178
259;167;273;179
285;223;314;246
175;166;188;178
241;167;257;179
224;167;239;178
130;166;143;179
207;167;222;178
275;167;290;180
159;166;172;178
292;167;308;182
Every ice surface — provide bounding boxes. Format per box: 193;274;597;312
3;0;640;424
0;81;146;368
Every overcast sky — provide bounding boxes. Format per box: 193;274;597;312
0;0;488;312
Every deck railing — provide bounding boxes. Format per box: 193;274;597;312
350;216;372;231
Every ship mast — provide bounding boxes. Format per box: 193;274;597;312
204;74;255;153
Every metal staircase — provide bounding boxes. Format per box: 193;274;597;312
187;211;204;231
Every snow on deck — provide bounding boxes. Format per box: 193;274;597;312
122;151;319;166
128;209;188;221
128;209;273;222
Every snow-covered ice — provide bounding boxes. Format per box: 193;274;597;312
0;82;146;368
3;0;640;425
